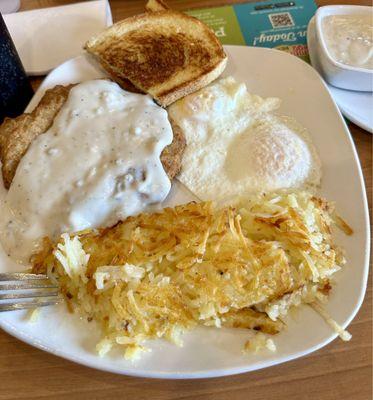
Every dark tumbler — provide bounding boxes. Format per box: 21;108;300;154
0;12;33;123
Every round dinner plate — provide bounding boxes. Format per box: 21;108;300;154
0;46;370;378
307;17;373;134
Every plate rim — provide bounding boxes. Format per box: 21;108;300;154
0;45;370;378
0;314;359;379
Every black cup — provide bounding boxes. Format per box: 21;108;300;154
0;12;33;123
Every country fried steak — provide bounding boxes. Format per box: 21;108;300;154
0;84;185;189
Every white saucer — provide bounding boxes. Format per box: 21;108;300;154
307;17;373;134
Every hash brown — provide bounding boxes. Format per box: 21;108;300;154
30;191;347;357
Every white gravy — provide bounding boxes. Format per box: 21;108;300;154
0;80;173;263
322;14;373;69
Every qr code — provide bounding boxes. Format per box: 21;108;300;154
268;12;295;28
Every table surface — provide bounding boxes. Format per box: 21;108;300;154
1;1;371;399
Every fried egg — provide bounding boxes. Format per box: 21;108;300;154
168;77;321;201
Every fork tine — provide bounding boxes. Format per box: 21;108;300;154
0;299;61;312
0;273;60;312
0;282;57;290
0;273;49;281
0;272;62;312
0;290;60;300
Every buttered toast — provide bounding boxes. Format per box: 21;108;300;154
85;11;227;107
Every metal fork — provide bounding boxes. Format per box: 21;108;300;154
0;273;61;312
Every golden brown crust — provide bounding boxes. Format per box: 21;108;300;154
156;57;227;106
0;84;185;188
100;30;214;91
162;119;186;179
85;11;227;107
99;58;144;94
145;0;169;12
0;85;73;189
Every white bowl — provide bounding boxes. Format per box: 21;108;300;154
315;5;373;91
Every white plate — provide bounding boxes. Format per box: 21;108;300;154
307;17;373;134
3;0;113;76
0;46;370;378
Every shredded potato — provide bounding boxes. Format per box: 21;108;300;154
31;191;351;358
244;332;277;353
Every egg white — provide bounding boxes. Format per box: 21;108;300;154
168;77;321;201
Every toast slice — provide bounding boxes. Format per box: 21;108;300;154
85;11;227;107
0;84;185;189
99;57;144;93
145;0;169;12
105;0;169;92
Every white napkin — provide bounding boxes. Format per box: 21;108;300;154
3;0;113;75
